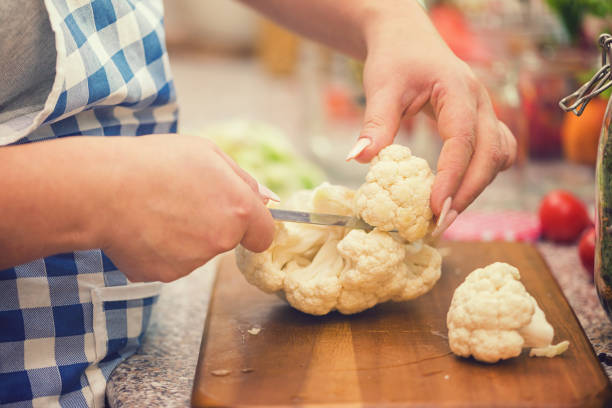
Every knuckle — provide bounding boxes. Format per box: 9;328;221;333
465;76;480;94
214;235;240;254
488;144;505;165
233;195;254;221
362;113;387;133
430;81;448;109
453;134;476;154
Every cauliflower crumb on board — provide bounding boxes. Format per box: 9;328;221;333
529;340;570;358
210;369;231;377
446;262;570;364
236;148;443;316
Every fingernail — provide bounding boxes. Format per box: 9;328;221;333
345;138;372;161
257;182;281;202
432;209;458;239
437;197;453;227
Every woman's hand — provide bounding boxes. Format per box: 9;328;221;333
100;135;276;282
239;0;517;231
0;135;275;282
344;2;516;230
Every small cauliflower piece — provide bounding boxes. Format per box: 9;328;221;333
354;145;435;242
236;184;443;315
529;340;570;358
447;262;569;363
311;182;355;216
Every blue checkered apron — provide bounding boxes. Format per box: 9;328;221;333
0;1;177;406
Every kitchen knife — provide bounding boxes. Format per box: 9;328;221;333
269;208;383;232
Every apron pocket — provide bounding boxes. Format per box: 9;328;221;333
87;282;162;407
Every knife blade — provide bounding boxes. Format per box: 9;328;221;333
269;208;379;232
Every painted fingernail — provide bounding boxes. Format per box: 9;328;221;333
432;209;458;239
257;182;281;202
345;138;372;161
437;197;452;227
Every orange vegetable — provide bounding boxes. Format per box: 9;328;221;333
561;97;608;165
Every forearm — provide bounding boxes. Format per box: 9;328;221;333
0;137;116;268
238;0;430;60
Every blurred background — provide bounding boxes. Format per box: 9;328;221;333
163;0;611;235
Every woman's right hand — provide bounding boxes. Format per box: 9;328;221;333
99;134;275;283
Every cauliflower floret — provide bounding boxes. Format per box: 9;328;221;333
236;222;332;293
311;182;355;216
354;145;435;242
237;184;443;315
447;262;569;363
393;243;442;301
335;229;406;314
284;238;345;315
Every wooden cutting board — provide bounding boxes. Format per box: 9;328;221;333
191;242;611;407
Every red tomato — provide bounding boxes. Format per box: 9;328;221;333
538;190;591;243
578;227;595;279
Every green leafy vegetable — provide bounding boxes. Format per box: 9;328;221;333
197;121;326;198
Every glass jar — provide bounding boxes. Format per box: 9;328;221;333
561;34;612;319
596;97;612;315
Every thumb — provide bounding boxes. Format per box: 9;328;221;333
347;86;405;163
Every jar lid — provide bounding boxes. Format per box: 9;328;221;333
559;33;612;116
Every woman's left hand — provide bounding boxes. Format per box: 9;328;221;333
345;1;516;228
239;0;517;229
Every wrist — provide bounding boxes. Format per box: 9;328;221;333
361;0;436;56
0;137;126;267
80;137;136;252
52;137;123;252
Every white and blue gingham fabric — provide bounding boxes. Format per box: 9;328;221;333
0;0;177;406
0;0;178;144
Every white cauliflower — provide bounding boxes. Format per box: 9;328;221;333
447;262;569;363
236;183;442;315
336;229;441;314
311;182;355;216
354;145;435;242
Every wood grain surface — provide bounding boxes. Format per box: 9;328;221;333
191;242;612;407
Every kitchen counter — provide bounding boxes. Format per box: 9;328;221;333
105;242;612;408
106;53;612;407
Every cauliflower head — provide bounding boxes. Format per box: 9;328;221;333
354;145;435;242
236;183;442;315
447;262;569;363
